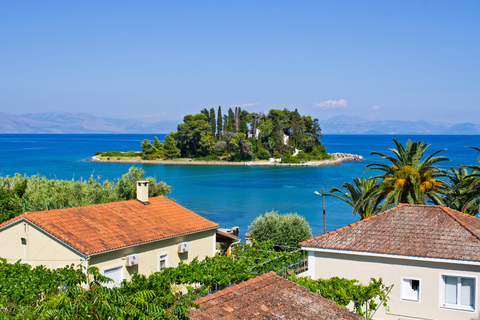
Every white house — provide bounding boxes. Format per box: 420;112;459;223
301;204;480;320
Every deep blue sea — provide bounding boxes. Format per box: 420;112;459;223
1;134;479;239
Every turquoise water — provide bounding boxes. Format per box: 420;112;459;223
1;134;479;239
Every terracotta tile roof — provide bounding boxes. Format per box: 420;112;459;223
0;197;218;255
300;204;480;262
216;230;240;241
189;272;363;320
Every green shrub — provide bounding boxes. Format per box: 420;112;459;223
289;275;390;318
282;157;301;164
296;151;309;161
248;211;312;248
256;148;270;160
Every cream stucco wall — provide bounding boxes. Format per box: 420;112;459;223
89;228;216;282
309;250;480;320
0;220;216;284
0;220;85;269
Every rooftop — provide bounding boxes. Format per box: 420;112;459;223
189;271;363;319
0;196;219;255
301;204;480;262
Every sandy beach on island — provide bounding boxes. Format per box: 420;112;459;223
91;154;363;167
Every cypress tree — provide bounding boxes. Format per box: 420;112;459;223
209;108;216;136
223;115;228;133
217;106;223;137
228;108;235;132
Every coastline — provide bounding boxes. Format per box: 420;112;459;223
90;154;363;167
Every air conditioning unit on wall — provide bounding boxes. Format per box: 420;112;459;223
177;242;189;253
125;254;139;266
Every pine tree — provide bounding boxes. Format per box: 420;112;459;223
154;136;164;158
163;135;181;159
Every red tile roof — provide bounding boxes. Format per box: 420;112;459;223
0;197;218;255
301;204;480;261
216;230;240;241
190;272;363;320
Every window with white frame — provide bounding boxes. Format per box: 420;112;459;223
159;254;168;271
441;274;476;311
103;266;123;289
401;277;420;302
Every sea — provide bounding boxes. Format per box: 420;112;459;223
1;134;479;239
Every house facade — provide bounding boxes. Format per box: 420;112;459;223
0;182;236;287
301;204;480;320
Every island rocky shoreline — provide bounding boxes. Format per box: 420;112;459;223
91;153;363;167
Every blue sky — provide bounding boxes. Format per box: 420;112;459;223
1;1;479;123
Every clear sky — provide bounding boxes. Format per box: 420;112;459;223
1;1;479;123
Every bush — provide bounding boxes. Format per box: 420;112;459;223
248;211;312;248
273;151;282;159
296;151;309;161
281;157;301;164
256;148;270;160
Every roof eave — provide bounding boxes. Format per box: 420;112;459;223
3;218;88;259
88;226;219;256
302;246;480;266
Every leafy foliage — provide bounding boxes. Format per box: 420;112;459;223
367;138;448;207
290;275;390;319
331;139;480;217
0;258;84;317
0;167;172;223
329;177;383;219
248;211;312;248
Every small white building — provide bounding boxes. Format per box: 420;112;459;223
301;204;480;320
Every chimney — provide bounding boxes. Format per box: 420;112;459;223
136;181;149;204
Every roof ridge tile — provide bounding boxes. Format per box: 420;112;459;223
300;204;400;246
441;206;480;241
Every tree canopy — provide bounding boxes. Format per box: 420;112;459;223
0;167;172;224
248;211;312;248
136;107;330;162
330;139;480;218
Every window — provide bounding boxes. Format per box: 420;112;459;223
159;254;168;271
103;266;123;289
401;277;420;302
441;274;476;311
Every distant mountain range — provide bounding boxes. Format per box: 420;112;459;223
319;116;480;135
0;112;479;134
0;112;178;134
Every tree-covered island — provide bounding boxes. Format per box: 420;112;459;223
95;107;361;165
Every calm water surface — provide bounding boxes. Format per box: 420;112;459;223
1;134;479;239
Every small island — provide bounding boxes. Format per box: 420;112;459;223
93;107;363;166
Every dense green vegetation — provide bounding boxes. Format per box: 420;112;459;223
0;167;172;224
98;107;331;162
290;275;390;319
0;241;389;319
330;139;480;218
248;211;312;248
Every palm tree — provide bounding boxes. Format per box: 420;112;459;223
329;177;383;219
440;166;480;215
367;138;449;208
